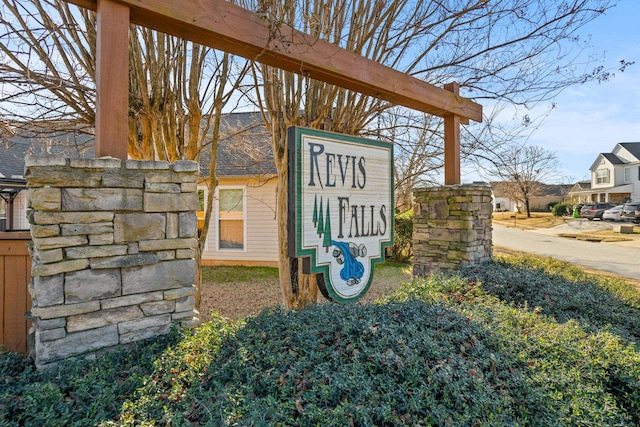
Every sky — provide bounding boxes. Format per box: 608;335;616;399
522;0;640;183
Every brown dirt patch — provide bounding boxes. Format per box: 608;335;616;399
492;212;576;229
199;265;413;322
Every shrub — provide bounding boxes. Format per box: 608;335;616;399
2;255;639;426
459;255;640;345
551;202;570;216
390;209;413;262
0;329;183;426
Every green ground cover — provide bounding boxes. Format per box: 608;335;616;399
1;254;639;426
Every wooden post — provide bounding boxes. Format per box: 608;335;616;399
5;194;13;230
443;82;462;185
96;0;129;159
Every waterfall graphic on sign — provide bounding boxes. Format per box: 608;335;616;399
312;195;366;286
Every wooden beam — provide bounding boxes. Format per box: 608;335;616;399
443;82;461;185
66;0;482;123
95;0;129;159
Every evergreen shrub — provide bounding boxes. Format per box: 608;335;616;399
551;202;570;216
391;209;413;262
2;255;639;426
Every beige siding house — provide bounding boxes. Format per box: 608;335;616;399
198;112;280;266
3;113;282;266
200;176;279;266
568;142;640;204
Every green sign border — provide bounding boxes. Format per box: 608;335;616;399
287;126;394;303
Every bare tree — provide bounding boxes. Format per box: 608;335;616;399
250;0;396;309
246;0;625;308
485;144;561;218
0;0;250;307
2;0;630;311
379;109;443;212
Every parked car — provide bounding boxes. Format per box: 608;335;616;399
620;202;640;223
602;205;624;221
579;203;615;220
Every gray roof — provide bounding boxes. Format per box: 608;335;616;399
207;112;276;177
589;142;640;171
0;131;93;193
0;138;29;182
0;113;276;186
618;142;640;161
601;152;625;165
576;180;591;189
0;139;28;194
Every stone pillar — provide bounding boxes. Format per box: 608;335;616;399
25;156;200;368
412;184;492;276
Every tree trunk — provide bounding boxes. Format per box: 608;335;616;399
275;155;319;309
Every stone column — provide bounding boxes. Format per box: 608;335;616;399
412;184;492;276
26;156;200;368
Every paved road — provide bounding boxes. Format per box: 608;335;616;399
492;224;640;281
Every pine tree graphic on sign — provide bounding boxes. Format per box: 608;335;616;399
322;200;332;252
316;197;324;237
312;194;318;226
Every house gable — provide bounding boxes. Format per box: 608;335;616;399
589;152;624;172
570;180;591;193
613;142;640;163
576;142;640;203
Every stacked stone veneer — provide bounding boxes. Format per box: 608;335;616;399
25;155;200;368
412;184;493;276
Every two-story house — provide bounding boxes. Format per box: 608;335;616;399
569;142;640;204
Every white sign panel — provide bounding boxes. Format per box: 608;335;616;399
288;127;394;303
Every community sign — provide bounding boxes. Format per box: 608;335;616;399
288;127;394;303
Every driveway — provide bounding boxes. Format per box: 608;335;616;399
492;221;640;281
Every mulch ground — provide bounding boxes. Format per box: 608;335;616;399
198;266;413;322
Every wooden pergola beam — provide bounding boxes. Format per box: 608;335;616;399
67;0;482;184
67;0;482;123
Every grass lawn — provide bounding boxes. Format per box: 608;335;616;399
492;211;576;229
2;254;639;426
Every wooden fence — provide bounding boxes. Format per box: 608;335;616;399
0;232;32;353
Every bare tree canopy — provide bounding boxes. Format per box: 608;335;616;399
0;0;254;309
244;0;629;307
484;144;561;217
0;0;250;161
1;0;631;309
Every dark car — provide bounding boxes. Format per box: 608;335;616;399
620;202;640;223
579;202;615;220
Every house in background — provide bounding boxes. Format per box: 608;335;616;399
569;142;640;204
491;181;571;212
567;180;592;205
198;112;279;267
0;130;95;231
0;113;281;266
0;138;32;231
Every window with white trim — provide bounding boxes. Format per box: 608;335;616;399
217;187;245;250
596;169;609;184
624;167;631;182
